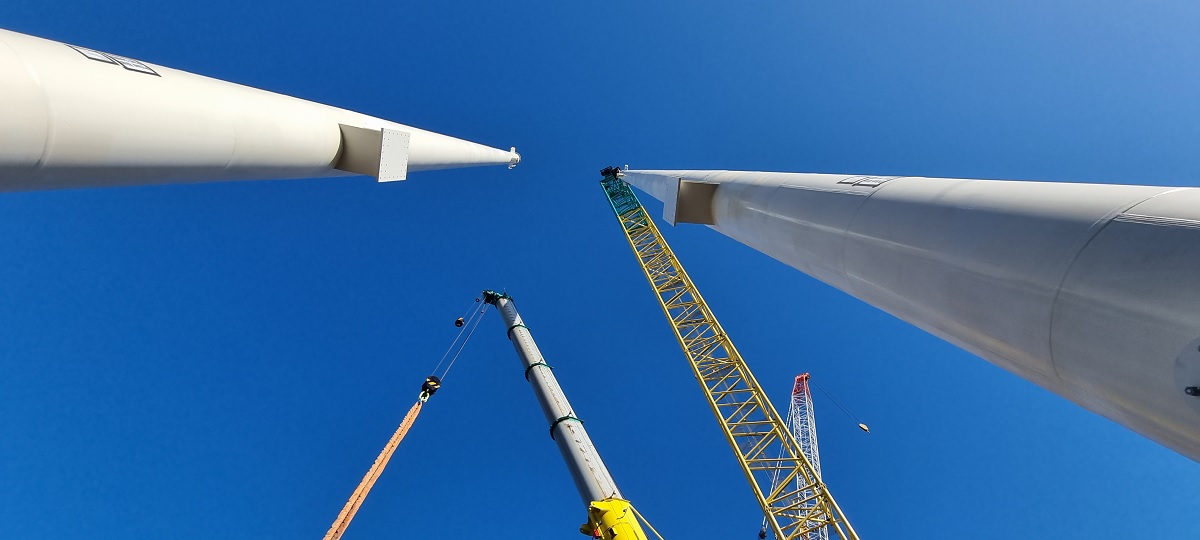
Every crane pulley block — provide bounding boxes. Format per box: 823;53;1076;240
419;375;442;402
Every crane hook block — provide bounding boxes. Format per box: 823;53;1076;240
419;375;442;402
454;317;465;327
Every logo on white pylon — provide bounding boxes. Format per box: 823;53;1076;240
66;44;159;77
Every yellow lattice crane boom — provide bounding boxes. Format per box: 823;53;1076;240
600;169;859;540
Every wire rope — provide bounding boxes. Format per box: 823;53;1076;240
811;379;863;425
439;305;489;380
323;295;491;540
430;297;482;375
629;505;666;540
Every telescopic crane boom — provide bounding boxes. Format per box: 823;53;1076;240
599;169;858;540
482;290;654;540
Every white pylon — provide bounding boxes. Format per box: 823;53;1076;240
619;168;1200;462
0;28;520;191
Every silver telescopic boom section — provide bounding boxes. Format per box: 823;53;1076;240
482;290;623;504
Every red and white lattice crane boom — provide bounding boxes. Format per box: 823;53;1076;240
788;374;824;488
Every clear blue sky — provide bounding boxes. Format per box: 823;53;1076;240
3;1;1199;538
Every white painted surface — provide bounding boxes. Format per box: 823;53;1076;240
377;129;411;182
623;169;1200;462
0;28;519;191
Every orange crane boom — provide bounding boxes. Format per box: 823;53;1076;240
322;377;440;540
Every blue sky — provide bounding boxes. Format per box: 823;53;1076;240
3;1;1200;538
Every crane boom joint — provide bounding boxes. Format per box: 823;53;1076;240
507;323;529;338
549;414;584;440
524;361;553;380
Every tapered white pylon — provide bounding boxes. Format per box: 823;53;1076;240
621;168;1200;462
0;28;519;191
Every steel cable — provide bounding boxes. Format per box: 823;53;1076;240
811;379;864;426
430;297;482;375
323;296;488;540
439;305;489;380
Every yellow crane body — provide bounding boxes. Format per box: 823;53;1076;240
584;499;650;540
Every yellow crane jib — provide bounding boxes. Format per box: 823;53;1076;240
599;169;860;540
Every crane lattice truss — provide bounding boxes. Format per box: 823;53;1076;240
600;175;858;540
786;374;829;540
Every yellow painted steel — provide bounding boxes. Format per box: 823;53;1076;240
581;498;651;540
601;175;859;540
